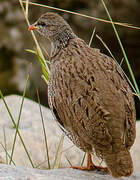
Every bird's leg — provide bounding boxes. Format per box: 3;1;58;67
72;153;108;171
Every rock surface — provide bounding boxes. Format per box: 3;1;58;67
0;164;140;180
0;95;87;169
0;95;139;178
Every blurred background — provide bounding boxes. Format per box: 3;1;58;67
0;0;140;118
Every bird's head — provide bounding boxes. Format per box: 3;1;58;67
28;12;75;42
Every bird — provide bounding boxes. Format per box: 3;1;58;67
29;12;136;178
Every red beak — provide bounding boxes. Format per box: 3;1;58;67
28;25;38;31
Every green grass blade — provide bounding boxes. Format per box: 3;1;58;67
36;50;49;81
81;152;86;166
19;0;50;74
3;127;8;164
25;49;37;54
0;141;16;165
0;90;34;168
65;155;73;167
101;0;140;99
26;49;49;81
56;134;65;168
52;134;64;169
41;75;49;85
9;74;29;164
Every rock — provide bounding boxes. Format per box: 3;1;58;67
0;164;140;180
131;121;140;172
0;95;139;174
0;95;85;169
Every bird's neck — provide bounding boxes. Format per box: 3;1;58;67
50;28;76;57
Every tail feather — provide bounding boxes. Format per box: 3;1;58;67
103;149;133;178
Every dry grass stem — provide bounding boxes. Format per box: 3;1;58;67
22;1;140;30
36;89;51;169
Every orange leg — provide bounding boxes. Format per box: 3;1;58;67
72;153;108;172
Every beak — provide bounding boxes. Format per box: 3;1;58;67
28;25;38;31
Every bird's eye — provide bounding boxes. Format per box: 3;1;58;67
38;22;46;26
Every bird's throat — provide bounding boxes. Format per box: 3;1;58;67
51;29;76;57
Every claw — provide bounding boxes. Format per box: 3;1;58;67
71;153;108;172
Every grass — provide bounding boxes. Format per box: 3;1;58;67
3;127;8;164
9;74;30;165
19;0;50;80
0;76;34;168
0;0;139;171
52;134;65;169
22;1;140;30
101;0;140;99
36;89;50;169
0;141;16;165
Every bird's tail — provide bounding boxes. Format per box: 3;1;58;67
103;149;133;178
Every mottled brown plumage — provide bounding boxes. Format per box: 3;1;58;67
29;12;136;178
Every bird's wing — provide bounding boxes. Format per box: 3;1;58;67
88;47;136;150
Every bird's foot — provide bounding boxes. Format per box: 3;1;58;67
72;164;108;172
72;153;108;172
